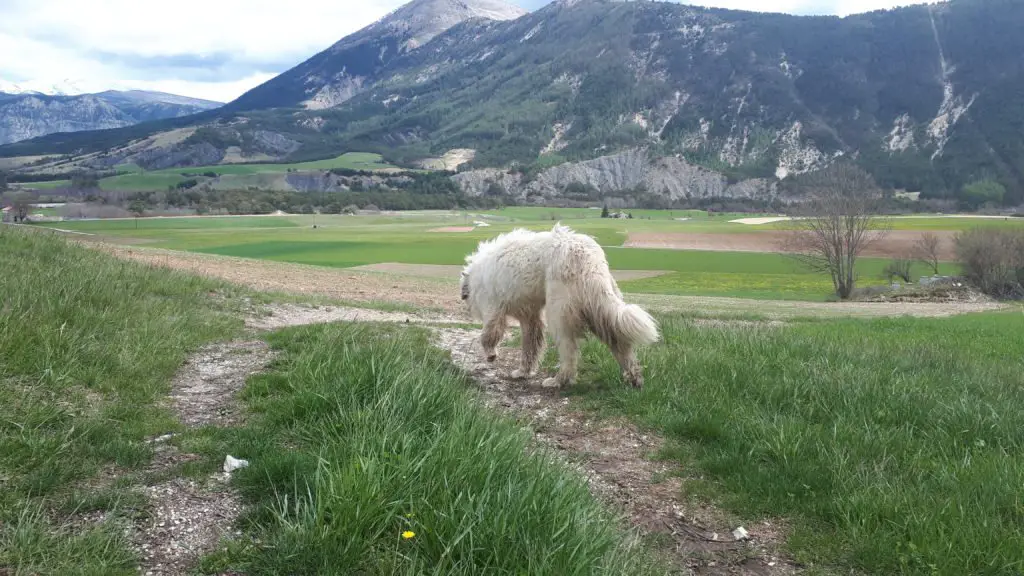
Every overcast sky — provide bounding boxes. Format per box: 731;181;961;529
0;0;930;103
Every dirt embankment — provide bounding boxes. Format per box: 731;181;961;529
625;230;959;260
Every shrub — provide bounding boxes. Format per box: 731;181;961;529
883;258;913;283
959;180;1006;210
955;228;1024;298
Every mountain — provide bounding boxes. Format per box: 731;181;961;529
3;0;1024;206
0;89;222;145
0;78;87;97
227;0;528;111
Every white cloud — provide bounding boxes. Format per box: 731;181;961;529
0;0;410;101
0;0;933;102
684;0;932;16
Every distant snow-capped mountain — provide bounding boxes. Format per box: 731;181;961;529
0;87;222;144
0;78;88;97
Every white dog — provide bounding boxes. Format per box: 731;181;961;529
460;223;660;388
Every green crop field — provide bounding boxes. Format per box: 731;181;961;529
38;208;1004;300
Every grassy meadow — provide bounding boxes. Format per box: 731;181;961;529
0;226;662;574
6;211;1024;575
567;311;1024;574
0;227;245;573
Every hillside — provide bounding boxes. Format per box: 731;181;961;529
2;0;1023;205
0;89;222;145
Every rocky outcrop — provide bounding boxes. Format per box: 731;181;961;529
0;91;220;145
453;149;778;201
135;142;225;170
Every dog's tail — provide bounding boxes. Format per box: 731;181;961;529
588;295;660;347
612;301;660;346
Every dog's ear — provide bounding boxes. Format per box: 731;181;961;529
461;280;470;301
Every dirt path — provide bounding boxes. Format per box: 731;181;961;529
434;328;797;575
132;340;273;575
124;301;798;575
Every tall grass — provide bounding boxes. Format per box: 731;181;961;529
213;323;663;575
573;312;1024;574
0;226;242;573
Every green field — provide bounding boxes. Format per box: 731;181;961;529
23;152;404;191
38;208;1002;300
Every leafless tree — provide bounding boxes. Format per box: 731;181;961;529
913;232;942;276
3;191;35;223
783;163;890;299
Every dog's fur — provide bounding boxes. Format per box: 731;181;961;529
460;223;660;388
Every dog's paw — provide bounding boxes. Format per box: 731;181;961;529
486;353;497;363
541;377;561;389
511;369;530;380
624;371;644;389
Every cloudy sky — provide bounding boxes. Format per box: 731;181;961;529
0;0;929;103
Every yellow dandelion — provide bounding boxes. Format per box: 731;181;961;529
402;531;416;539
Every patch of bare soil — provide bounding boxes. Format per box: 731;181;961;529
247;302;462;331
169;340;270;428
625;230;958;260
82;242;465;314
434;328;797;575
629;292;1006;319
130;340;275;576
132;478;243;576
349;262;669;282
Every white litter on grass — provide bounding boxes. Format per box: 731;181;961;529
223;455;249;474
733;526;750;541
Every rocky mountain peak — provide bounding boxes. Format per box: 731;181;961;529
349;0;528;51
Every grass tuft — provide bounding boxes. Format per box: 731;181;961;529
214;322;663;574
572;311;1024;574
0;226;242;571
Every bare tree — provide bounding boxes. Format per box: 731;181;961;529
913;232;942;276
4;191;35;223
783;163;889;299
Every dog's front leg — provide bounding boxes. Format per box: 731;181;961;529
480;315;507;363
512;313;545;379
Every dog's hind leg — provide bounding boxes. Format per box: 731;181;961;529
611;343;644;388
480;314;507;363
512;312;545;379
542;299;580;388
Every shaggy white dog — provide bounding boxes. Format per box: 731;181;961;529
460;223;660;388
